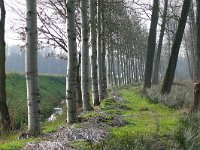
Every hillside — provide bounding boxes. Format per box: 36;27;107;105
6;73;66;129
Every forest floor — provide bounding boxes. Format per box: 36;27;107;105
0;85;185;150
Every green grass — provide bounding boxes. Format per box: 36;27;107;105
90;85;181;149
0;111;65;150
0;73;66;149
113;86;179;135
6;73;65;129
1;84;184;149
0;135;37;150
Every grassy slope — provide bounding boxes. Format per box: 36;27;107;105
6;73;65;128
0;73;66;149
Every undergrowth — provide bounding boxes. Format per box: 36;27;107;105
145;82;192;109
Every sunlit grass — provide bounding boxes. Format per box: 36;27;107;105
90;85;180;149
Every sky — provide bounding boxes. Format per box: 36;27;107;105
4;0;153;46
5;0;26;45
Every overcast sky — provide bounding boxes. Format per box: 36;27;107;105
5;0;26;45
4;0;152;46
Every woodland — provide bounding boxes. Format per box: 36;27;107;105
0;0;200;149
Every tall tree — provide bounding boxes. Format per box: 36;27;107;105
191;0;200;112
97;0;103;100
0;0;11;131
90;0;100;106
101;0;107;98
80;0;91;111
66;0;78;123
161;0;190;94
144;0;159;88
152;0;168;84
25;0;40;135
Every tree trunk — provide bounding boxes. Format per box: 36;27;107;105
144;0;159;88
152;0;168;84
97;0;103;99
0;0;11;131
81;0;91;111
161;0;190;95
102;0;107;98
189;0;196;80
77;53;82;109
184;33;193;80
66;0;77;123
25;0;40;135
90;0;100;106
191;0;200;112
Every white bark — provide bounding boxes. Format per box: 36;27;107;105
25;0;40;135
81;0;91;111
97;0;103;99
90;0;100;106
66;0;77;123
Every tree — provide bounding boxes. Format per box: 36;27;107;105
101;0;107;98
144;0;159;89
161;0;190;95
0;0;11;131
191;0;200;112
97;0;103;100
152;0;168;84
80;0;91;111
90;0;100;106
66;0;78;123
25;0;41;135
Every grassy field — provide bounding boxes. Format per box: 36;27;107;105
6;73;66;129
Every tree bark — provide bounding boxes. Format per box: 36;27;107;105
25;0;40;135
66;0;77;123
161;0;190;95
80;0;91;111
77;53;82;109
191;0;200;112
144;0;159;88
102;0;107;98
90;0;100;106
97;0;103;99
0;0;11;131
152;0;168;84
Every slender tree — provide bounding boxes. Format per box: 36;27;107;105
90;0;100;106
102;0;107;98
0;0;11;131
161;0;190;94
152;0;168;84
191;0;200;112
66;0;78;123
80;0;91;111
97;0;103;100
25;0;40;135
144;0;159;88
